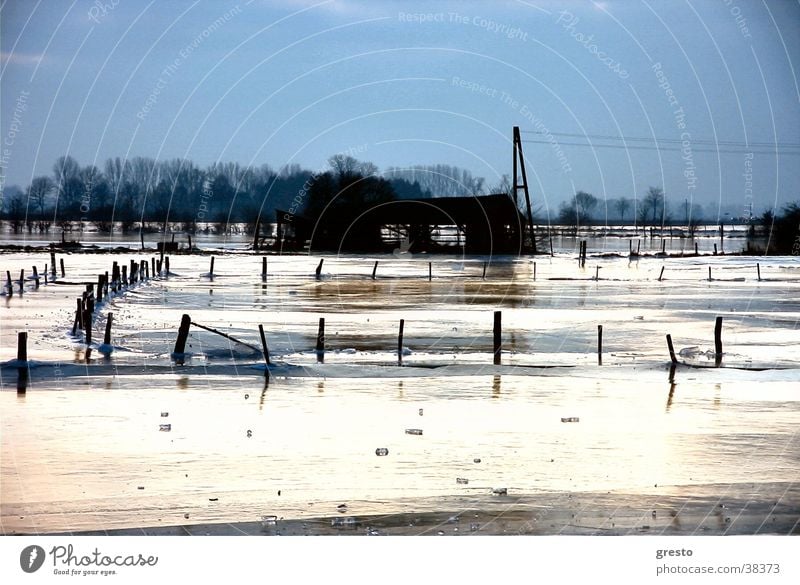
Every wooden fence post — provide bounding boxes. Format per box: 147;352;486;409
60;258;65;277
666;334;677;364
493;311;502;365
173;314;192;356
397;319;405;366
597;325;603;365
316;318;325;363
103;313;113;346
714;317;723;367
372;261;379;280
258;324;271;367
17;332;28;392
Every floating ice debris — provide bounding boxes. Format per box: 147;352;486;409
418;408;423;416
209;498;218;502
159;424;171;431
331;517;356;528
634;316;644;320
137;486;144;490
473;458;481;463
437;530;445;536
492;488;508;495
560;417;580;423
246;430;252;438
456;478;469;485
183;513;190;519
405;428;423;436
453;527;459;532
337;504;348;513
367;529;380;536
375;448;389;456
160;412;169;417
261;515;278;527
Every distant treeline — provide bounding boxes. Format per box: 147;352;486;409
0;154;494;235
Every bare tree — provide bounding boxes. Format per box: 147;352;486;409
614;197;631;222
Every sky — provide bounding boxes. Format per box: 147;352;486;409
1;0;799;220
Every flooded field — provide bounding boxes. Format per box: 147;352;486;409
1;240;798;534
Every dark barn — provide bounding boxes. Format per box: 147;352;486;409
274;193;528;254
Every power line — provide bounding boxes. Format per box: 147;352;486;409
521;138;800;155
520;130;800;149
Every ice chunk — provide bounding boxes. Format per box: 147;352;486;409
456;478;469;485
375;448;389;456
159;424;171;431
560;417;580;423
261;515;278;527
405;428;423;435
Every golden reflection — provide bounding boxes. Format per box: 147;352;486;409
398;380;404;398
177;376;189;390
666;364;677;411
317;381;325;393
492;374;501;398
713;383;721;409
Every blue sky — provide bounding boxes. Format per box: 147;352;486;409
1;0;799;219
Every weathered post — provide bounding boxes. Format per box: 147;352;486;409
60;258;65;277
666;334;677;364
397;319;405;366
315;318;325;363
597;325;603;365
708;266;712;281
50;249;57;274
5;271;12;297
165;257;170;275
122;265;128;286
173;314;192;356
32;266;40;289
315;259;323;279
17;332;28;392
84;309;92;345
482;262;487;280
713;243;718;256
661;240;666;254
533;262;537;281
151;257;156;277
73;298;83;334
372;261;378;280
17;331;28;363
18;269;24;293
258;324;271;367
757;263;761;281
428;261;432;282
262;257;267;280
140;231;145;250
637;241;641;255
104;313;113;345
493;311;502;365
188;234;193;251
714;317;723;367
209;256;215;277
658;266;665;281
